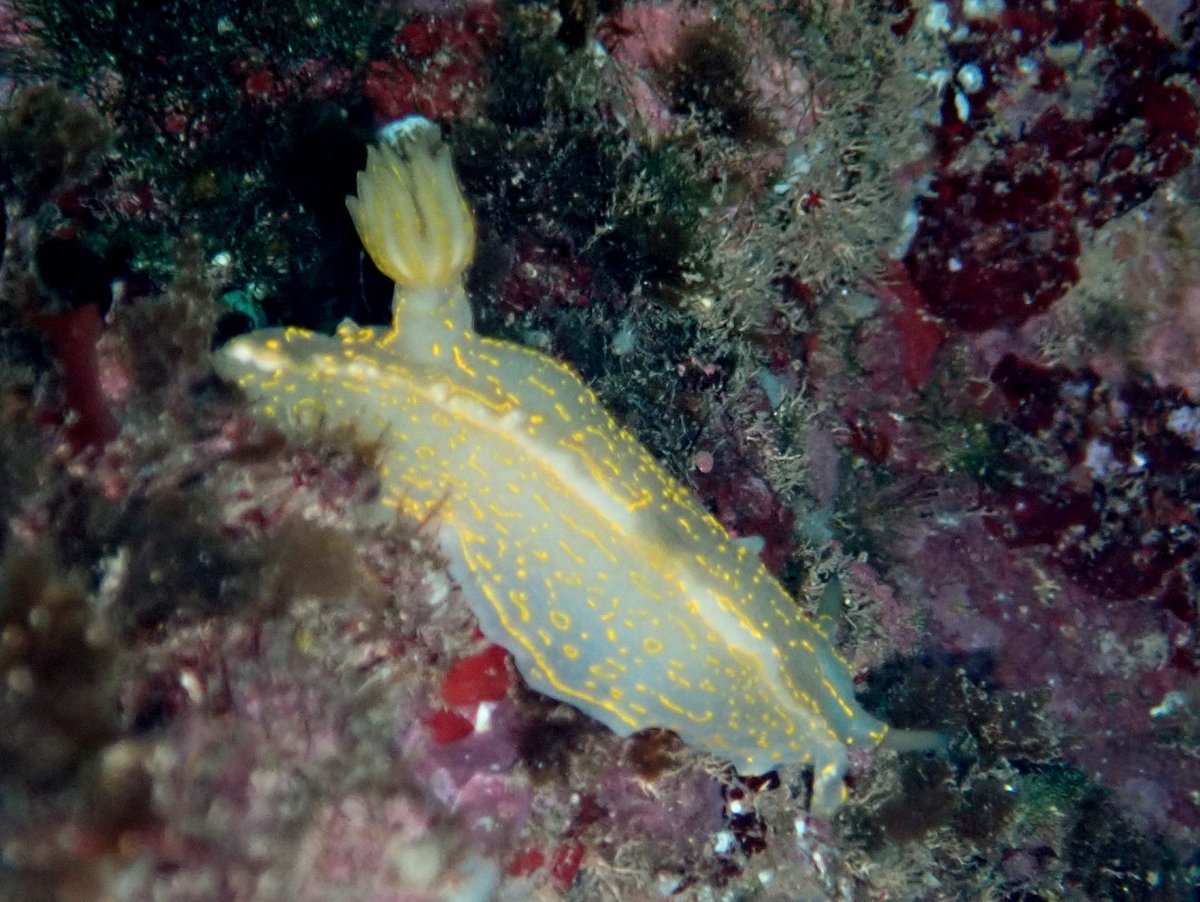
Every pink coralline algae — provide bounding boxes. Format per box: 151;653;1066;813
987;353;1198;605
1081;193;1200;401
439;643;512;707
36;302;120;450
904;0;1199;331
865;265;948;392
363;6;500;123
1142;285;1200;400
597;0;818;142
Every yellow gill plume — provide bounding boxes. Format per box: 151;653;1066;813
345;116;477;364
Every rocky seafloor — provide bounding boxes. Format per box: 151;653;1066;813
0;0;1197;898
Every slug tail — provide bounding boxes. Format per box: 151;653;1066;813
880;727;949;753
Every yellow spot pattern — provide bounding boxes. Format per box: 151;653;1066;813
213;116;892;815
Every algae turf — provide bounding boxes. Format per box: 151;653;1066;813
13;0;382;325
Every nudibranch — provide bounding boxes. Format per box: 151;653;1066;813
215;117;924;814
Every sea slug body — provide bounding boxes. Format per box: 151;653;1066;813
215;117;920;815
